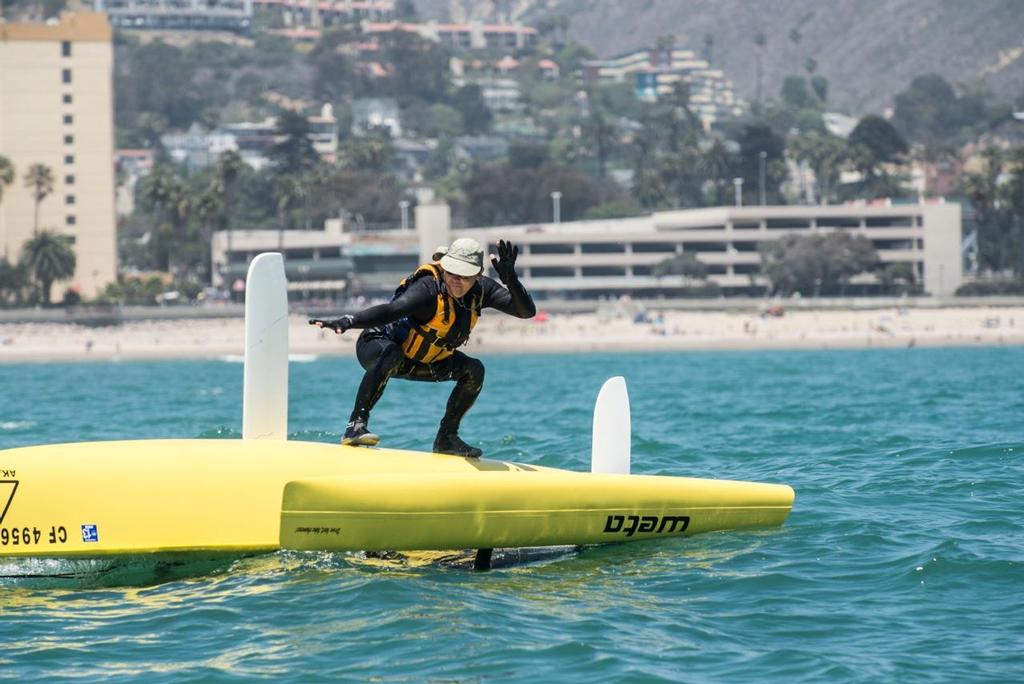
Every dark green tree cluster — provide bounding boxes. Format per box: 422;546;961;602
759;231;880;296
891;74;998;146
461;143;622;226
958;146;1024;291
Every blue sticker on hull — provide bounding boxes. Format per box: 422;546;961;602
81;524;99;542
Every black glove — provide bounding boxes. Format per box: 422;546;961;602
309;315;354;334
490;239;520;285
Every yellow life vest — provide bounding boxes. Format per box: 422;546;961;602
395;263;481;363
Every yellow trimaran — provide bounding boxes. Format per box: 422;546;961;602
0;255;793;566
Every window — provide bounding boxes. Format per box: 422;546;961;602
62;93;73;104
64;135;74;145
581;266;627;277
530;243;574;255
62;69;72;84
65;175;75;184
62;41;72;57
632;242;677;253
530;266;575;277
64;155;74;164
581;242;626;253
687;242;728;253
865;216;915;228
66;215;77;226
766;218;811;230
65;195;75;205
63;114;73;125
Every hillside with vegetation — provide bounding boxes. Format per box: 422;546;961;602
417;0;1024;117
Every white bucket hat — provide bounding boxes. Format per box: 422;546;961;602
433;238;484;277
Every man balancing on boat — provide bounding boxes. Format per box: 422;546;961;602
310;238;536;458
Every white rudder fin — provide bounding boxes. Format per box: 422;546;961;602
242;252;289;440
591;376;631;474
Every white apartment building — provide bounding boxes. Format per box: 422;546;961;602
92;0;253;32
0;12;117;298
581;47;746;128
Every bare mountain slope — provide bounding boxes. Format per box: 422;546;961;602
415;0;1024;115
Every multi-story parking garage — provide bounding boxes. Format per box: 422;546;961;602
213;201;963;301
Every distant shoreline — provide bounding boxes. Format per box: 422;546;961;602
2;295;1024;326
1;305;1022;363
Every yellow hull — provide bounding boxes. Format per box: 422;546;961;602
0;439;794;557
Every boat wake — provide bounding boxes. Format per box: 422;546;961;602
0;553;246;588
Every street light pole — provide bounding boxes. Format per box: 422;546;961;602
758;150;767;205
551;191;562;223
399;200;410;231
732;178;743;207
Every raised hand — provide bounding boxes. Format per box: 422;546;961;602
309;315;354;334
490;239;519;285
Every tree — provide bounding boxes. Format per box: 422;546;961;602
890;74;988;144
753;32;767;107
759;231;878;296
697;138;736;206
212;150;247;255
24;163;55;234
21;229;76;305
307;25;361;103
962;146;1024;278
377;30;450;106
463;162;617;227
789;130;847;204
737;123;787;205
138;164;187;272
340;132;394;174
653;252;707;280
847;115;909;199
270;110;319;175
781;76;816;110
192;187;224;281
849;115;908;168
0;257;28;306
0;156;14;207
450;84;491;135
582;108;619;178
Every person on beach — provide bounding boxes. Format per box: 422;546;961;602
310;238;535;458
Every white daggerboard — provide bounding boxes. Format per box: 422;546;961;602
242;252;289;440
591;376;631;474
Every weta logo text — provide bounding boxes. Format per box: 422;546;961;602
603;514;690;537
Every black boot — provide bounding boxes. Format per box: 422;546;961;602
433;431;482;458
342;420;380;446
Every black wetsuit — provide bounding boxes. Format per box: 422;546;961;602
346;273;536;435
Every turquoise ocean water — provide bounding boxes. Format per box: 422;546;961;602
1;347;1022;682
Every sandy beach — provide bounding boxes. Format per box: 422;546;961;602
0;305;1022;363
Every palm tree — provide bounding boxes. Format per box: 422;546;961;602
697;138;735;206
213;150;246;255
22;229;76;305
273;174;304;250
0;156;15;208
139;165;178;271
583;108;618;179
193;187;224;282
24;163;55;235
163;181;192;277
753;32;767;108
